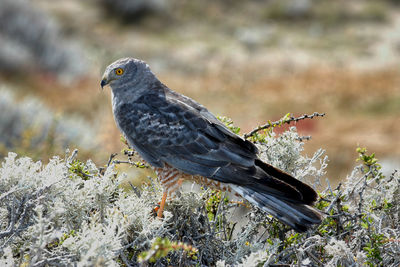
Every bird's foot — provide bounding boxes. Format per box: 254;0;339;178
152;203;161;217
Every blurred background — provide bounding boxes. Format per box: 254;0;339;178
0;0;399;184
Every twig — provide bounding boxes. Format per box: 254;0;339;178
0;187;21;202
244;112;325;139
113;160;149;168
305;250;324;266
386;169;398;184
107;153;118;167
212;192;226;234
31;255;74;267
120;252;134;267
128;182;141;198
357;170;373;215
67;149;78;164
325;183;342;214
296;135;312;142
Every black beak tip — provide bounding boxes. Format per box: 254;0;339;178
100;79;106;89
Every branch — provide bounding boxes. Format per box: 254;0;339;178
112;160;149;168
107;153;118;167
244;112;325;139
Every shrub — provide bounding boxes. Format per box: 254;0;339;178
0;115;398;266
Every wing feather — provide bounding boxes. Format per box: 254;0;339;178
115;92;257;175
115;89;317;205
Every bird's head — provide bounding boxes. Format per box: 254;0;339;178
101;58;151;90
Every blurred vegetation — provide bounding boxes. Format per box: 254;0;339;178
0;0;87;80
0;0;399;182
97;0;168;21
0;89;98;162
263;0;388;24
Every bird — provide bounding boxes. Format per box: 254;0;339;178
101;58;322;232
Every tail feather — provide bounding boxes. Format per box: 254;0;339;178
212;158;323;231
231;185;322;232
254;159;318;204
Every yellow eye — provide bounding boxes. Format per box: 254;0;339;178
115;68;124;75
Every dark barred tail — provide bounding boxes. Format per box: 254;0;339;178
230;185;322;232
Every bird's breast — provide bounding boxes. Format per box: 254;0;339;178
154;164;233;194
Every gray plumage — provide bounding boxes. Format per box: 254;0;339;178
101;58;322;232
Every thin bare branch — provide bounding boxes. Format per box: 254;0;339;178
244;112;325;139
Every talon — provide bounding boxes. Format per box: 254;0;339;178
151;202;162;217
153;204;160;214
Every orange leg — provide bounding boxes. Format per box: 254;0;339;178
157;191;168;218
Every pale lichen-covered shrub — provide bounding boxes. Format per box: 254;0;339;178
0;124;399;266
0;0;86;80
0;152;125;266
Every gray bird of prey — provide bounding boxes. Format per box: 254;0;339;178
101;58;322;232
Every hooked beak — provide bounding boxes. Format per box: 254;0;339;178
100;75;109;89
